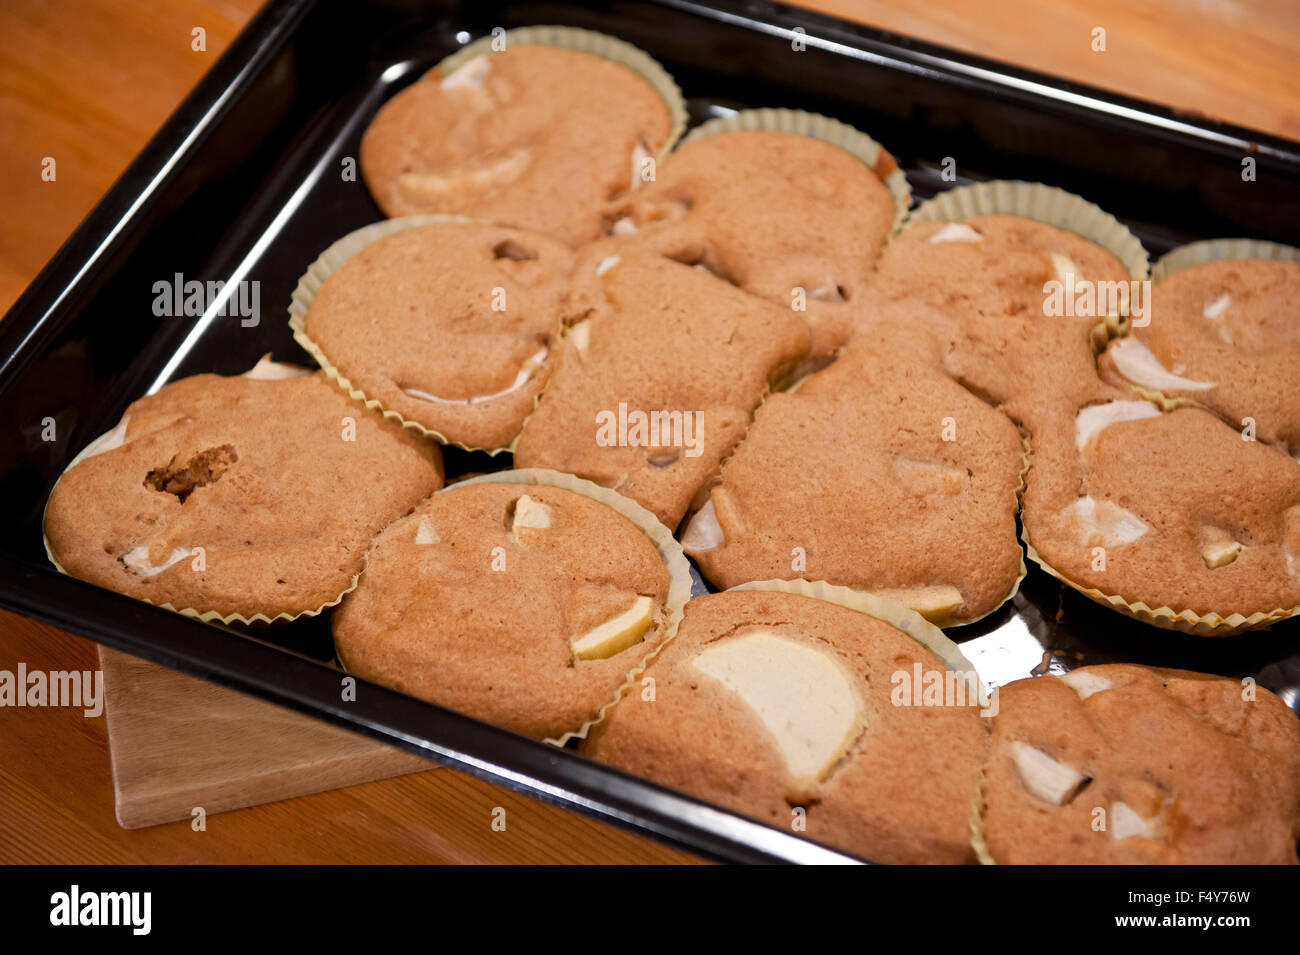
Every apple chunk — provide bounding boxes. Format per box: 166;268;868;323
1010;742;1088;805
689;630;864;798
571;595;655;661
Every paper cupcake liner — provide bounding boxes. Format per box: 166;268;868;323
1151;237;1300;283
1021;529;1300;636
288;213;545;455
432;468;694;747
435;25;687;162
726;578;985;684
905;180;1150;343
969;763;996;865
680;107;912;236
42;358;363;626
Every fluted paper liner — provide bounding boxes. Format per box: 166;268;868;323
288;213;546;455
970;763;996;865
337;468;693;747
1022;526;1300;636
679;107;912;235
905;179;1151;343
1151;237;1300;283
42;358;364;626
435;25;687;162
726;578;983;681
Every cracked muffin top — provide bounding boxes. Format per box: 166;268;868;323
871;215;1133;424
584;589;989;863
300;221;574;451
360;44;675;245
682;315;1026;626
512;244;809;530
43;364;443;620
602;127;900;357
981;664;1300;864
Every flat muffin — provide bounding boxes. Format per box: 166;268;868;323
981;664;1300;864
360;43;674;245
1099;258;1300;451
871;214;1132;424
333;480;676;740
604;126;900;357
682;320;1025;626
512;246;809;530
584;589;989;863
300;222;573;450
1021;401;1300;621
44;365;443;620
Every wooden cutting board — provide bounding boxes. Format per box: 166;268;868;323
99;646;432;828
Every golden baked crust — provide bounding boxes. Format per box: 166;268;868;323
604;129;898;357
1022;403;1300;617
871;215;1132;424
584;590;989;863
1100;259;1300;449
360;45;672;244
332;482;673;740
685;320;1025;624
44;371;443;619
302;222;574;450
513;245;809;530
982;664;1300;864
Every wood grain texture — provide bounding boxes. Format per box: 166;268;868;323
2;0;1297;864
791;0;1300;141
99;646;431;829
0;610;697;863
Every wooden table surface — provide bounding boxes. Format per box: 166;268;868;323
2;0;1297;864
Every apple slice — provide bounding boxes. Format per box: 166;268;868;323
1059;669;1111;700
1047;252;1084;284
689;630;864;798
571;594;654;661
414;516;440;545
1010;741;1088;805
680;497;724;553
928;223;983;244
567;319;592;358
511;495;553;543
1064;495;1149;548
873;585;965;625
1074;400;1160;451
402;346;548;406
121;544;190;578
1110;801;1157;841
1108;337;1213;392
1201;537;1242;569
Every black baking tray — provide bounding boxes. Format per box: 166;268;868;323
2;0;1298;865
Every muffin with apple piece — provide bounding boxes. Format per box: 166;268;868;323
681;307;1026;627
332;472;689;741
43;358;443;622
979;664;1300;864
584;586;990;863
360;32;683;245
